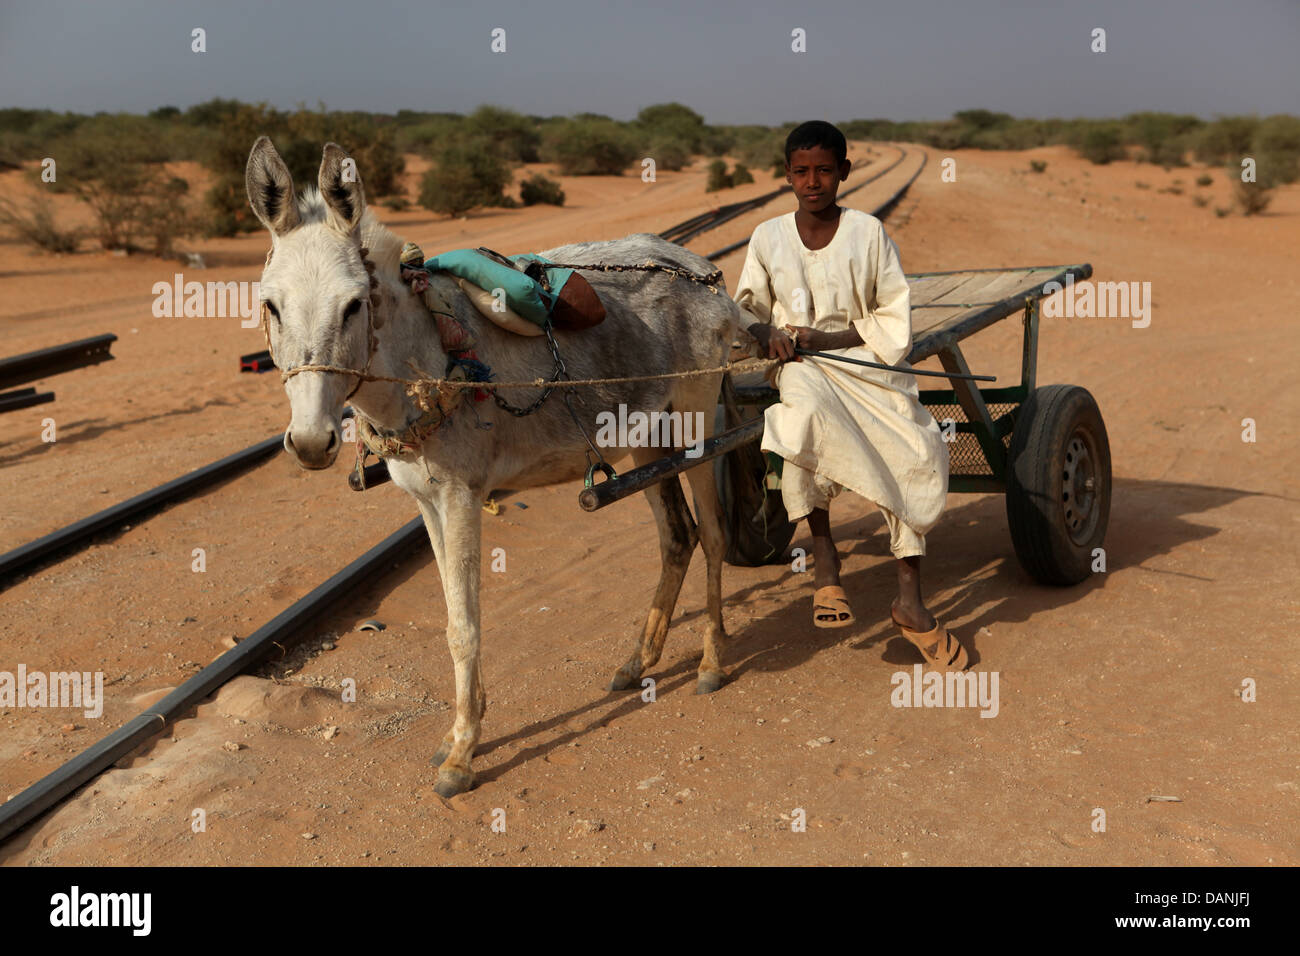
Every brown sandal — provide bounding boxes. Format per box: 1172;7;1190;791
813;586;855;628
891;609;969;670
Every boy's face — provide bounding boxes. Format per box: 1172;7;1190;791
786;145;851;214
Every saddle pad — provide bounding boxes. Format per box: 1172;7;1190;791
423;249;574;329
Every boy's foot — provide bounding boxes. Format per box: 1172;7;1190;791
890;599;968;671
888;597;935;633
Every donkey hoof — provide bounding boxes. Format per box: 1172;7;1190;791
695;671;726;695
607;669;638;692
434;766;474;798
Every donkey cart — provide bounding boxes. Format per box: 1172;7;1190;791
579;263;1111;586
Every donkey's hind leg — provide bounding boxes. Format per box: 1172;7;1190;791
607;444;698;691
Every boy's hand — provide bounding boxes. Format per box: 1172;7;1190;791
782;325;823;352
748;323;799;361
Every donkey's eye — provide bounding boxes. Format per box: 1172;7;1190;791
264;301;280;323
342;298;364;322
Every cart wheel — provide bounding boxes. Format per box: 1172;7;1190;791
714;377;796;567
1005;384;1111;585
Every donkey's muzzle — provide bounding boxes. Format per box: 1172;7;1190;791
285;423;341;470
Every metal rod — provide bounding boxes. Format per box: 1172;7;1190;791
0;518;427;845
0;387;55;413
0;334;117;391
578;418;764;512
0;434;284;585
792;348;996;382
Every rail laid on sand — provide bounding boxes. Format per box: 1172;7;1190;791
0;434;284;587
0;334;118;391
0;518;427;845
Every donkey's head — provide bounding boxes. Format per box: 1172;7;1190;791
246;137;372;469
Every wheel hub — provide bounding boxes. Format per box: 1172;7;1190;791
1061;429;1101;545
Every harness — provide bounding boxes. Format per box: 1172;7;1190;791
262;240;729;490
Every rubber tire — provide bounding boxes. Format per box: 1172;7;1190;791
1005;385;1111;585
714;380;797;567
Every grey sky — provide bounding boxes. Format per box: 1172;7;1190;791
1;0;1295;122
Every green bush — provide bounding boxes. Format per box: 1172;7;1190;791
40;125;187;251
1195;173;1213;187
419;137;511;216
541;119;636;175
195;102;405;236
465;105;541;162
730;162;754;185
1030;159;1047;173
706;159;731;192
636;103;708;155
1077;125;1125;164
644;137;691;172
520;173;565;206
1124;112;1200;167
1193;117;1257;165
1250;115;1300;185
1233;180;1272;215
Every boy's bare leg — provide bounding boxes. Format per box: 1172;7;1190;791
806;507;841;588
891;556;937;631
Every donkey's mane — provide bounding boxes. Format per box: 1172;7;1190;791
294;186;404;276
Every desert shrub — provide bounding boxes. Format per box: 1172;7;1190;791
465;105;541;162
520;173;565;206
1135;181;1150;190
135;175;192;257
1195;173;1213;186
1214;206;1230;217
541;119;636;175
419;137;511;216
735;126;789;172
1030;160;1047;173
41;125;187;251
637;103;708;154
706;159;731;192
381;195;410;211
1124;112;1200;167
1192;195;1209;207
645;137;691;172
395;112;467;153
1233;180;1272;215
730;162;754;185
1076;125;1125;164
195;101;404;236
0;194;79;253
1193;116;1258;165
1250;114;1300;185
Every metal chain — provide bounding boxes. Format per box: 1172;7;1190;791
491;320;568;417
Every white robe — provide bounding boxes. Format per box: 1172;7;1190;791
732;208;949;535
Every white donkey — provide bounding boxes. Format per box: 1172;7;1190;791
247;139;740;796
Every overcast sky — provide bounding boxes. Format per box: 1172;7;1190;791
1;0;1295;122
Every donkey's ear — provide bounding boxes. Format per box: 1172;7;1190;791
319;142;366;235
245;137;300;237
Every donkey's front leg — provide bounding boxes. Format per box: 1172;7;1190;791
416;484;486;798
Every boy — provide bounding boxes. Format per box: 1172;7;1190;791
732;121;967;670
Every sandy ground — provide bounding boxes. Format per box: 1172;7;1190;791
0;142;1296;866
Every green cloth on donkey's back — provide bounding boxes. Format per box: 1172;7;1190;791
423;249;576;328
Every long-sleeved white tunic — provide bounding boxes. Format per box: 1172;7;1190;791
732;208;949;534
